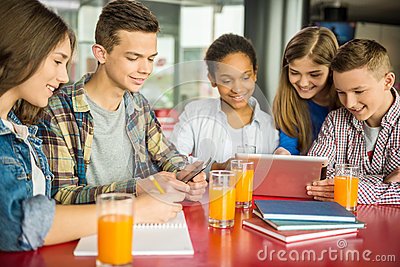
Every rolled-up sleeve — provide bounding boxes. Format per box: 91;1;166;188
0;193;55;252
20;195;55;250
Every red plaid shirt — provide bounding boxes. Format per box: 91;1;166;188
308;89;400;204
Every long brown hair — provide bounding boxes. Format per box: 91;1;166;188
0;0;76;125
273;26;339;154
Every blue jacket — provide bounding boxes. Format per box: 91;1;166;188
0;112;55;251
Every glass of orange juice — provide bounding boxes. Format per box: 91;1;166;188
231;159;254;208
96;193;134;267
334;164;360;211
208;170;236;228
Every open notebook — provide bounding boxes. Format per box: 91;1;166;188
74;211;194;256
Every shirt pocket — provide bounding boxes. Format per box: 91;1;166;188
0;156;29;180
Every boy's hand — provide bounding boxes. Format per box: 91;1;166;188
176;161;208;201
306;179;335;201
176;160;204;182
137;172;190;196
186;172;208;201
384;167;400;183
134;193;184;224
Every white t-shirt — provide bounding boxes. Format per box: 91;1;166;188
363;122;381;161
2;119;46;196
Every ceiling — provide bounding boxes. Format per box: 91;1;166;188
40;0;243;9
310;0;400;25
41;0;400;25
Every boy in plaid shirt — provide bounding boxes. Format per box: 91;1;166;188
306;39;400;204
38;0;207;206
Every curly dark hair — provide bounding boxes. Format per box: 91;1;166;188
205;33;257;78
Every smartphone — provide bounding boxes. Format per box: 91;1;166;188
180;157;212;184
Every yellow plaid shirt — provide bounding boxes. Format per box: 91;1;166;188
38;74;188;204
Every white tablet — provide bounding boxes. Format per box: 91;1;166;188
235;153;329;199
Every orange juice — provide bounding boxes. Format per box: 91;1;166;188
235;169;254;202
209;186;236;221
334;176;359;211
98;214;133;265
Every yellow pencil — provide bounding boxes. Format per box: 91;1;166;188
149;175;165;194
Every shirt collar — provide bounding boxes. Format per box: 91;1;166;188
71;73;92;113
123;91;142;112
216;97;262;125
0;111;38;138
72;73;142;113
249;97;263;125
0;118;11;135
381;88;400;127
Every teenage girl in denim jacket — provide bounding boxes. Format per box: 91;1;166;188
0;1;187;252
0;0;98;251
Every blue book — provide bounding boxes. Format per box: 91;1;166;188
253;200;356;222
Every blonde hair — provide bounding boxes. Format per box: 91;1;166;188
273;26;339;154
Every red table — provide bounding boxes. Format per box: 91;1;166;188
0;199;399;267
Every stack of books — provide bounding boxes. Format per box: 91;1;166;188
242;200;365;243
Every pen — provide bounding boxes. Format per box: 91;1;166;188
149;175;165;194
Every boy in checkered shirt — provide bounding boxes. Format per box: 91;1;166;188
306;39;400;204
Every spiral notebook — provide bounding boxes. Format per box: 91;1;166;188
74;211;194;256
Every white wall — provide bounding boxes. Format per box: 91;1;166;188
180;5;244;48
77;6;102;77
355;22;400;82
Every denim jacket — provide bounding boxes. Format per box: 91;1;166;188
0;112;55;251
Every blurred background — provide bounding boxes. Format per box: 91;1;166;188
40;0;400;114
